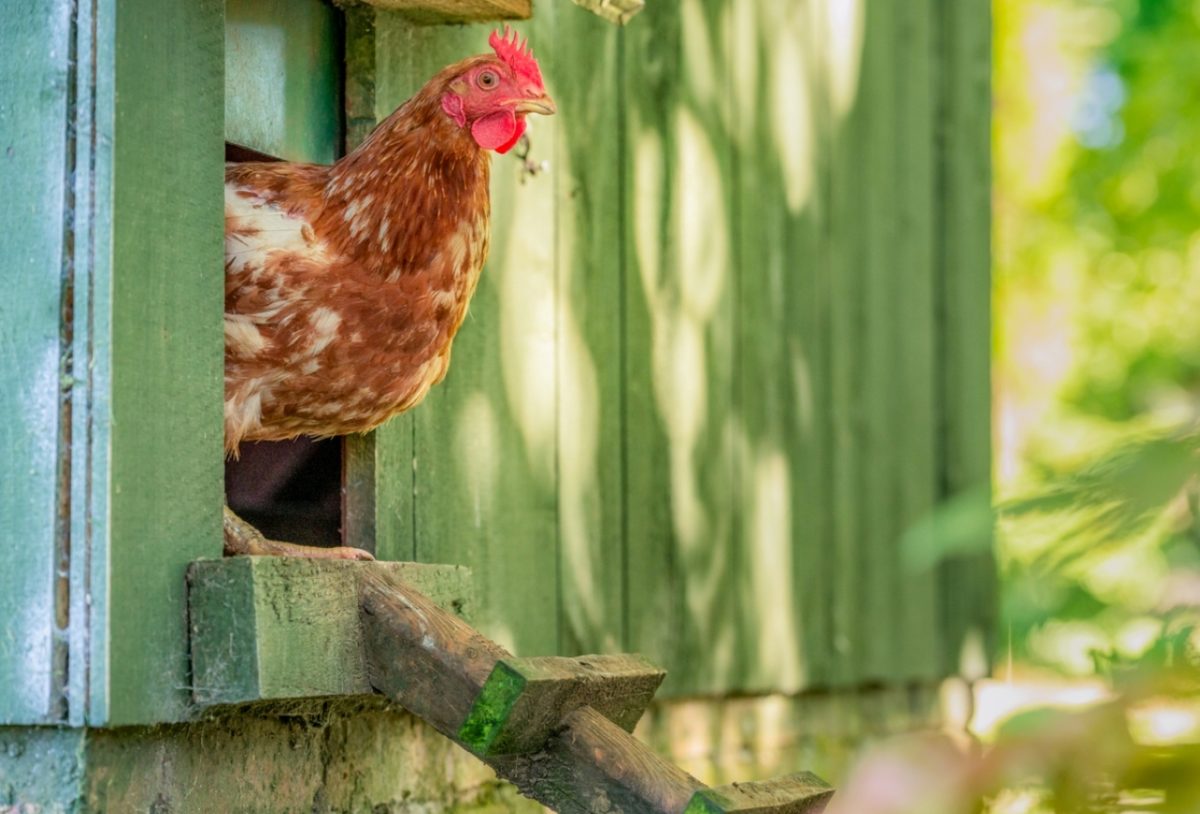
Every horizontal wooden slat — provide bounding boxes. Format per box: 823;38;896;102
458;654;665;755
346;0;530;23
684;773;834;814
188;559;474;706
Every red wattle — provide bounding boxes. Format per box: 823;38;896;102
495;117;527;155
471;110;521;152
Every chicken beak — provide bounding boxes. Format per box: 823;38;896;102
515;95;557;116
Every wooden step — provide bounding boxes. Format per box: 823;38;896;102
684;773;835;814
356;567;834;813
458;654;665;756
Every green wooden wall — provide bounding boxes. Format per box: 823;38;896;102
347;0;994;696
1;0;225;726
0;0;991;729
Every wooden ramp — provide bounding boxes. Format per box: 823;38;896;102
189;560;834;814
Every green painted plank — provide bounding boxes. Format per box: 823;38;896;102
892;0;942;680
188;558;474;705
796;0;836;689
554;4;626;658
366;14;561;656
225;0;341;163
0;0;73;724
859;0;900;683
340;8;416;562
622;0;741;696
936;0;995;677
824;0;869;687
730;0;823;693
101;0;225;724
620;4;684;690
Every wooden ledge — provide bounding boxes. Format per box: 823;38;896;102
685;773;835;814
187;558;473;706
458;654;666;756
337;0;531;23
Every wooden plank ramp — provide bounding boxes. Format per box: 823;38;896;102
190;560;833;812
358;568;834;813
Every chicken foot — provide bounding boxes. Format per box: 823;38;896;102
222;505;374;560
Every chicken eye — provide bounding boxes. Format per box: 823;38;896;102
477;70;499;90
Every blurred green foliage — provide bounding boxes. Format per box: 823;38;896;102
995;0;1200;673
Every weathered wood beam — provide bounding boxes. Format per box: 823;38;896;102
458;654;665;756
492;706;708;814
188;558;473;706
357;571;834;814
684;773;835;814
359;567;509;734
336;0;530;24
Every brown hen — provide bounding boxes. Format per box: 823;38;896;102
222;28;554;559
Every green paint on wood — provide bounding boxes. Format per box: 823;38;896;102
892;0;943;681
0;0;73;725
332;0;993;698
554;0;627;659
683;772;834;814
225;0;341;163
102;0;225;725
189;558;474;706
1;700;544;813
458;660;527;754
935;0;996;676
349;13;561;657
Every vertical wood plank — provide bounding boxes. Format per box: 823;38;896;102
100;0;225;724
367;14;561;656
801;0;840;691
623;0;739;696
340;7;417;562
224;0;341;163
554;8;626;656
824;0;868;687
730;0;822;693
892;0;942;681
936;0;995;677
858;0;899;683
621;2;684;689
0;0;73;724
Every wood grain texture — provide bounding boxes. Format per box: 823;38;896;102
0;0;73;725
858;0;904;684
459;654;664;755
729;0;824;693
554;0;627;659
361;567;510;735
189;559;473;706
685;772;833;814
935;0;995;676
620;0;683;695
345;0;530;23
102;0;225;725
822;0;867;687
892;0;942;681
225;0;340;163
492;706;707;814
621;0;742;698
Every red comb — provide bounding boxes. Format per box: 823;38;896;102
489;25;545;92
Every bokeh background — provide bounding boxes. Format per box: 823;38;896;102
835;1;1200;810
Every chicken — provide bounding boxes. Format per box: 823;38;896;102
222;28;555;559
